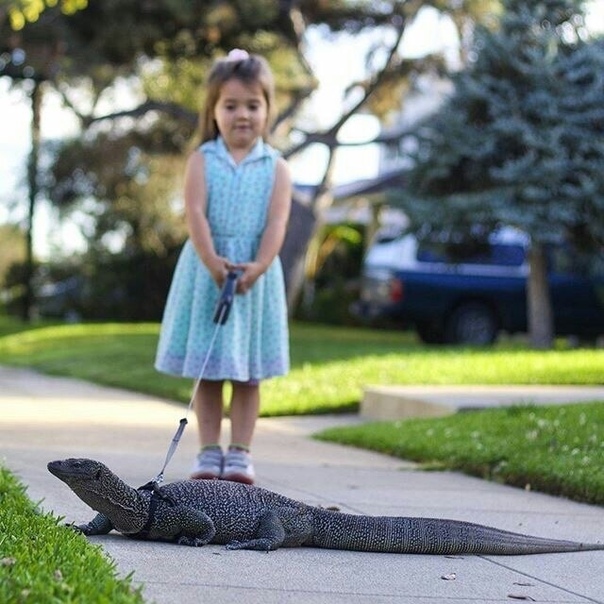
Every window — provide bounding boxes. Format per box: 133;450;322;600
417;240;525;267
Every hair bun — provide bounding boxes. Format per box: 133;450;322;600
226;49;250;62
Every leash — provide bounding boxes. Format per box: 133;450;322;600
149;271;238;486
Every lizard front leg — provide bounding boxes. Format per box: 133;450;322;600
73;513;114;536
155;505;216;547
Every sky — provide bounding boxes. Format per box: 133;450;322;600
288;6;460;185
1;2;603;258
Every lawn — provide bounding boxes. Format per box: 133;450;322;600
316;402;604;505
0;320;602;416
0;465;144;603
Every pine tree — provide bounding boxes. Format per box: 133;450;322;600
401;0;604;348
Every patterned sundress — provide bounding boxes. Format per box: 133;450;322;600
154;137;290;381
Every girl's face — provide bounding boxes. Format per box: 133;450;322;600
213;78;268;153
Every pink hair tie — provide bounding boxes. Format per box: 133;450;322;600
226;49;250;62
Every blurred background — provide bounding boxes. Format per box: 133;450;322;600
1;0;603;348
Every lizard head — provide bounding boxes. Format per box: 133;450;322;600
48;458;112;489
47;458;107;486
48;458;148;532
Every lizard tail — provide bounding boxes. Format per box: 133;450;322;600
311;511;604;555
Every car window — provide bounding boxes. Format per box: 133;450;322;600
417;240;525;267
490;244;526;266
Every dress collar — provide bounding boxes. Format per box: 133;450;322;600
214;136;267;166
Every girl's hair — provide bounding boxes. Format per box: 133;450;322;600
200;51;275;143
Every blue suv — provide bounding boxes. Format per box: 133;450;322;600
356;227;604;345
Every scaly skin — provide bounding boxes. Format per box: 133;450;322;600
48;458;604;555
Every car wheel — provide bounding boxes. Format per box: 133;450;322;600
444;302;498;345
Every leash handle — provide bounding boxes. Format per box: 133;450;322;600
153;417;188;484
213;271;238;325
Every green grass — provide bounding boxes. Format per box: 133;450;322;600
0;466;144;604
0;315;602;599
0;321;602;415
316;402;604;505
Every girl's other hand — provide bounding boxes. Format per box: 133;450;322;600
232;261;264;294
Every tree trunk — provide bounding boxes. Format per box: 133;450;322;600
23;80;43;322
280;198;316;314
527;241;554;349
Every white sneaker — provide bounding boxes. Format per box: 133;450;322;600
190;446;223;480
222;448;255;485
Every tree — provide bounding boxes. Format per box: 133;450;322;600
1;0;89;320
397;0;604;348
1;0;504;319
1;0;87;30
1;0;317;318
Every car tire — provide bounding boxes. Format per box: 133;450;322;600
444;302;498;345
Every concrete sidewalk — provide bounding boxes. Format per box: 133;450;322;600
1;365;603;604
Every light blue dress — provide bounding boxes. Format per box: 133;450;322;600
155;137;290;381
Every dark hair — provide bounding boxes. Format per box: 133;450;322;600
199;53;275;143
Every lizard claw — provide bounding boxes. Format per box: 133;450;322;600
71;523;91;535
226;538;273;552
177;535;208;547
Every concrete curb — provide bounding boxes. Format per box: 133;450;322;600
361;384;604;420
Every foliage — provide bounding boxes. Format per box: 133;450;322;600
0;224;26;290
41;247;183;321
298;223;365;324
3;245;179;321
0;465;144;603
305;224;364;282
3;0;87;30
0;321;602;416
401;0;604;246
50;131;188;253
316;402;604;505
79;246;183;321
1;1;512;318
394;0;604;348
1;0;319;271
2;260;37;318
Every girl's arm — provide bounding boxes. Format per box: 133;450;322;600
236;157;292;294
184;151;230;286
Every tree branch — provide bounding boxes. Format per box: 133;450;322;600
283;16;408;160
86;100;197;127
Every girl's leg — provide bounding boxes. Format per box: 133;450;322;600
222;381;260;484
190;379;224;480
229;381;260;448
194;379;225;446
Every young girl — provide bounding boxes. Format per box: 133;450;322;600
155;49;292;485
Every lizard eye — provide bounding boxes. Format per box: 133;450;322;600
95;469;102;481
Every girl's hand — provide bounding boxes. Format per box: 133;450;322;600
205;255;231;287
232;261;265;294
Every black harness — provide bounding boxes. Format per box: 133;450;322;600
129;481;176;539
